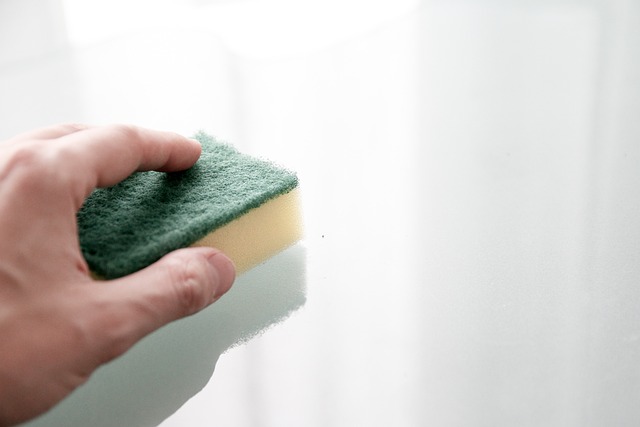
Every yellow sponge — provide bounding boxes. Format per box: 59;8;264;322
193;188;302;274
77;132;302;279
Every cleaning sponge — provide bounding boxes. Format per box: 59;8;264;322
77;132;302;279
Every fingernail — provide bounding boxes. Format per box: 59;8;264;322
207;251;236;299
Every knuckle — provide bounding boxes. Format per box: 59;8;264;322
164;253;213;316
0;145;51;189
110;124;141;141
99;321;134;362
0;144;83;200
56;122;89;134
88;298;137;363
3;144;42;168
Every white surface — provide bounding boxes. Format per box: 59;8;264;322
2;0;640;425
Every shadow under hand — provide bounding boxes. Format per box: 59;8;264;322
22;244;307;427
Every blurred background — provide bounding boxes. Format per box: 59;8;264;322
3;0;640;425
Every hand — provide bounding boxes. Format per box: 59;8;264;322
0;124;235;426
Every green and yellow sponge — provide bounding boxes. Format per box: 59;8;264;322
77;132;302;279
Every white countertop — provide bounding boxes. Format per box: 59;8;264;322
4;0;640;425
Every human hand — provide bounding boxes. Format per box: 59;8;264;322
0;124;235;426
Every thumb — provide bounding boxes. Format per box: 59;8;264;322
90;247;235;363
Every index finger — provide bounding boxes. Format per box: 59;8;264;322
59;124;202;194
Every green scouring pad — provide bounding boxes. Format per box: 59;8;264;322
77;132;302;280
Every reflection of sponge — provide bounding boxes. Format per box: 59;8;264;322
77;132;302;279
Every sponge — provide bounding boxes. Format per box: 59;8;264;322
77;132;302;279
